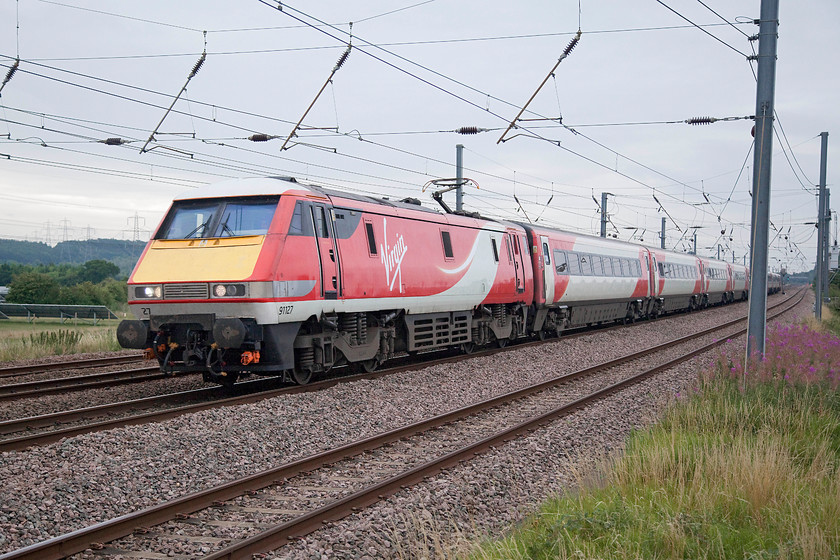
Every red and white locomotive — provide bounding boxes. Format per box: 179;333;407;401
117;177;752;386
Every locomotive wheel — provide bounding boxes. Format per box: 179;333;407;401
496;338;508;349
537;329;548;341
291;367;313;385
361;358;379;373
461;342;477;354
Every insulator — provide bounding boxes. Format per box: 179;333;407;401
333;46;351;72
2;59;19;87
562;30;582;57
456;126;481;135
686;116;716;125
101;137;125;145
249;134;271;142
189;52;206;78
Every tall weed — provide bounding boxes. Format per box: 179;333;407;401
0;327;121;361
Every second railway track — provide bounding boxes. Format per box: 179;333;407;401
0;354;144;380
0;365;184;402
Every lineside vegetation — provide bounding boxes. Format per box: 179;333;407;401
470;314;840;559
0;319;122;362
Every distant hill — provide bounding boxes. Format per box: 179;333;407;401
0;238;146;277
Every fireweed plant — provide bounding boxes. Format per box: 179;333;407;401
711;322;840;389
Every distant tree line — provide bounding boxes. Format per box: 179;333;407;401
1;260;127;310
0;238;145;277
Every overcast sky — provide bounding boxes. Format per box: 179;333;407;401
0;0;836;273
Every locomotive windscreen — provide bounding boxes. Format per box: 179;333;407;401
156;196;280;239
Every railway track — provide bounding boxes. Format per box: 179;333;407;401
0;294;773;453
0;354;144;380
0;289;804;560
0;365;186;402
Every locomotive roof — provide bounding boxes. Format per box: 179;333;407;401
174;176;508;222
174;176;440;212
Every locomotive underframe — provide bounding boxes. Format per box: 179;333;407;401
292;303;528;380
119;303;530;386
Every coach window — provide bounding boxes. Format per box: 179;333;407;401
568;252;581;275
591;255;603;276
542;242;551;266
632;260;641;277
622;259;633;277
491;238;499;262
578;255;592;276
504;236;513;262
554;250;568;274
441;230;454;259
364;222;377;256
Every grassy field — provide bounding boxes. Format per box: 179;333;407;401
0;318;122;362
468;308;840;559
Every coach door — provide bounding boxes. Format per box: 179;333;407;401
649;254;659;297
539;235;555;303
309;203;341;300
509;233;526;293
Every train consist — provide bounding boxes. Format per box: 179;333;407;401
118;177;762;386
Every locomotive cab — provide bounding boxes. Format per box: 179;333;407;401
118;179;305;386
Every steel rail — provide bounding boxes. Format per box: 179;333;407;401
0;354;144;379
0;289;804;560
0;365;175;402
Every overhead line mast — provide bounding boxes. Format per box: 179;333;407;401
745;0;780;358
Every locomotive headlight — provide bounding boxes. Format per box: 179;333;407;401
212;283;246;298
134;285;162;299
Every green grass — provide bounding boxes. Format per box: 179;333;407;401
0;318;122;361
470;323;840;560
